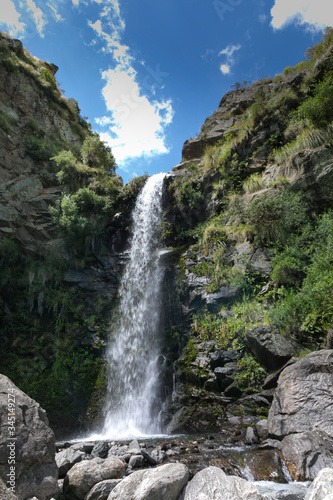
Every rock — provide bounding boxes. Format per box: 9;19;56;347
258;439;280;450
262;359;296;390
91;442;110;459
0;477;19;499
304;467;333;500
224;382;243;398
63;456;125;500
128;455;145;468
214;366;239;391
209;350;239;370
56;447;85;478
249;248;272;275
245;325;301;371
278;431;333;481
255;419;268;440
70;442;95;454
108;462;189;500
245;426;259;444
181;465;266;500
268;350;333;439
140;449;157;466
0;374;59;500
326;328;333;349
203;286;240;312
128;439;141;455
85;479;123;500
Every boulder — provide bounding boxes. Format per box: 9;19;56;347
0;478;19;499
181;466;266;500
267;350;333;439
255;420;268;440
304;467;333;500
85;479;123;500
214;366;239;391
249;248;272;275
108;463;189;500
63;456;125;500
91;442;110;459
55;448;85;478
0;374;59;500
278;431;333;481
245;325;301;371
209;350;239;370
128;455;145;468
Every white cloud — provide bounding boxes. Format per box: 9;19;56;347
220;64;231;75
26;0;46;37
271;0;333;30
219;43;241;75
0;0;25;37
96;67;174;163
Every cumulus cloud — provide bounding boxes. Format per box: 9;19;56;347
218;43;241;75
90;0;174;164
271;0;333;30
0;0;25;37
26;0;46;37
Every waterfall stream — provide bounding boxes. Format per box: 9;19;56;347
102;173;166;439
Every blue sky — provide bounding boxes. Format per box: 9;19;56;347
1;1;332;183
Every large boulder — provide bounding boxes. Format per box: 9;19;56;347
108;462;189;500
0;374;59;500
267;350;333;438
56;447;85;478
85;479;123;500
63;456;125;500
0;477;19;499
245;326;301;371
304;467;333;500
278;431;333;481
181;466;266;500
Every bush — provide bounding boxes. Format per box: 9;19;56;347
234;354;266;391
81;134;116;172
243;173;266;194
294;76;333;128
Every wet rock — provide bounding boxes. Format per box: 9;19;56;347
63;456;125;500
85;479;122;500
0;374;59;500
278;431;333;481
245;325;301;371
56;447;85;478
181;465;266;500
245;426;259;444
268;350;333;439
304;467;333;500
108;462;189;500
91;442;110;459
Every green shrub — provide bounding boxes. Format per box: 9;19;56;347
243;173;266;194
294;76;333;128
234;354;266;391
81;133;116;172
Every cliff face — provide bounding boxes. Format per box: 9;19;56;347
160;28;333;436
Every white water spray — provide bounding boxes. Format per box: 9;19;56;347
102;173;166;439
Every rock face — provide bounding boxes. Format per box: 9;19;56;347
304;467;333;500
55;447;85;478
181;466;265;500
0;478;19;499
63;456;125;500
0;374;59;500
268;350;333;438
109;463;189;500
245;325;301;371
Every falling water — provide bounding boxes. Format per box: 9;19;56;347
102;173;166;438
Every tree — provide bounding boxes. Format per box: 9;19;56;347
81;134;116;172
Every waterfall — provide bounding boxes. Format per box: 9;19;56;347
102;173;166;439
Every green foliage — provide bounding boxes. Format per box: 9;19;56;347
192;314;232;347
294;76;333;128
40;68;58;93
24;133;58;161
243;173;266;194
81;133;116;172
234;354;266;391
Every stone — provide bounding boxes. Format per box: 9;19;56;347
70;442;95;454
267;350;333;439
91;442;110;459
56;447;85;478
63;456;125;500
127;439;141;455
0;477;19;499
245;426;258;444
255;419;268;440
304;467;333;500
214;366;239;391
128;455;145;468
0;374;59;500
327;328;333;349
278;431;333;481
181;466;266;500
209;350;239;370
85;479;123;500
245;325;301;371
249;248;272;275
203;286;240;312
108;463;189;500
262;359;296;390
140;449;157;466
